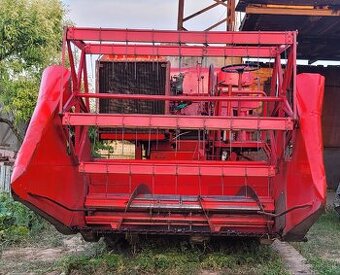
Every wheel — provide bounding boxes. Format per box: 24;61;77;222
221;63;260;74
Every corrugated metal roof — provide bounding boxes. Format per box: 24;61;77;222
238;1;340;60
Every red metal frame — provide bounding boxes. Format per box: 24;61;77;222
11;27;326;242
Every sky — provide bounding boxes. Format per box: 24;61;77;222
60;0;242;85
61;0;233;30
61;1;340;66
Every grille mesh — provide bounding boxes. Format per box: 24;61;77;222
99;61;167;114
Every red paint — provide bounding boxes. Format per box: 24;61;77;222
11;28;325;241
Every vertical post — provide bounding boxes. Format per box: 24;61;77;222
293;31;298;120
77;50;85;91
5;166;11;192
59;27;67;114
67;41;78;90
0;165;4;192
83;54;90;110
178;0;185;30
227;0;235;31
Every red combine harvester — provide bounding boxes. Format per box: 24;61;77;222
11;28;326;242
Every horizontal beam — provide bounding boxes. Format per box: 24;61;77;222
99;132;165;141
76;93;285;102
83;44;279;57
79;161;277;177
62;113;294;131
67;27;295;45
246;5;340;16
85;214;271;230
85;194;274;212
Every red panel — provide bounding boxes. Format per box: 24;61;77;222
11;66;89;229
282;73;326;240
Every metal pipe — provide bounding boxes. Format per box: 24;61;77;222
76;93;285;102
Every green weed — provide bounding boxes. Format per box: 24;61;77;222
0;193;46;248
57;237;287;275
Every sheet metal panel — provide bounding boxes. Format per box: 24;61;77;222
298;65;340;148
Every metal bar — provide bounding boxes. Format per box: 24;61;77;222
62;94;76;113
59;27;67;114
71;40;86;51
205;18;228;31
83;44;279;57
227;0;236;31
85;194;274;212
82;53;90;110
213;0;228;8
67;41;78;90
76;50;85;91
79;161;277;177
183;2;225;22
100;133;165;141
292;33;298;119
245;5;340;16
270;56;278;97
85;214;271;228
76;93;285;102
67;27;295;45
63;113;294;131
282;49;293;95
177;0;185;30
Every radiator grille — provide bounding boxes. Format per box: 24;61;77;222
98;61;167;114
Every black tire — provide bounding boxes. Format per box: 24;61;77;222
104;234;130;252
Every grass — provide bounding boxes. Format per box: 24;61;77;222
293;208;340;275
0;192;47;250
5;190;339;274
57;237;288;275
0;192;288;274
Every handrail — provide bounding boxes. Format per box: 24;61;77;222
76;93;285;102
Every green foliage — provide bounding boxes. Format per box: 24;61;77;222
58;238;288;275
0;0;65;131
88;127;114;157
60;253;125;275
0;193;45;247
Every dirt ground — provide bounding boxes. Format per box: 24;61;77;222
1;234;94;274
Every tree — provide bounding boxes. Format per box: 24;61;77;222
0;0;65;143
